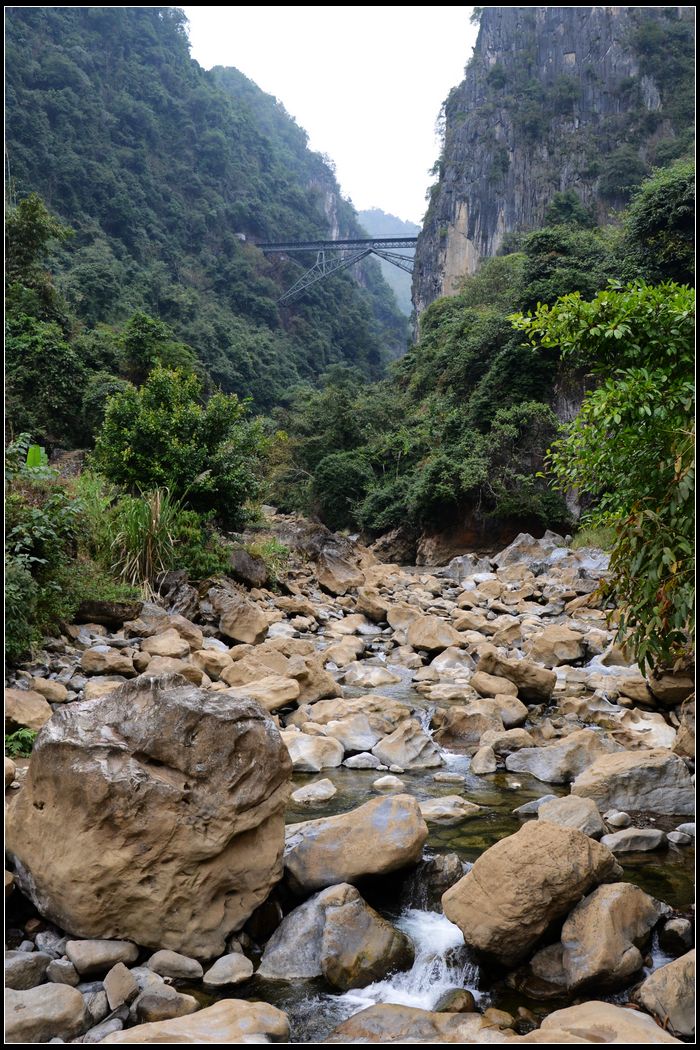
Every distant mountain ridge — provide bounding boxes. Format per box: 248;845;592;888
358;208;420;318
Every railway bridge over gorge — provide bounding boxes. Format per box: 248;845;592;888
257;236;418;305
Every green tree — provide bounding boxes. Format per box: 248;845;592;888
621;160;694;285
119;311;197;386
5;193;73;325
93;366;267;527
513;281;695;670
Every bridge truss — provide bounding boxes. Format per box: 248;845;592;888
258;237;418;304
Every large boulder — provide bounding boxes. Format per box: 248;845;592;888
316;552;364;596
478;647;556;702
281;730;344;772
442;821;621;966
634;950;695;1039
434;704;505;751
212;589;269;645
371;718;444;769
537;795;606;838
524;625;585;667
326;1004;515;1043
529;883;670;990
532;1001;681;1043
673;697;695;759
258;882;413;990
101;1000;290;1043
6;675;291;957
284;794;428;893
505;729;621;784
224;675;300;712
5;687;52;731
571;749;695;815
5;984;88;1043
407;615;463;653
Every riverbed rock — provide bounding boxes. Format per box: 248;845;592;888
571;748;695;815
478;647;556;702
287;654;342;703
65;939;139;976
634;950;695;1038
343;662;401;687
5;755;17;787
140;628;191;659
216;593;269;644
371;718;443;769
407;615;463;653
659;918;693;956
538;795;606;838
316;552;364;596
284;794;428;893
102;1000;291;1043
131;984;198;1024
5;686;53;731
202;953;254;987
5;949;52;989
532;1000;681;1043
225;675;300;712
5;983;88;1043
471;745;497;774
601;827;667;853
147;950;203;980
525;625;585;667
80;647;136;676
470;671;519;698
31;677;69;703
505;729;621;784
6;675;291;957
326;1003;515;1043
323;713;383;752
104;962;139;1010
291;779;337;805
530;882;670;990
442;821;621;966
434;705;505;751
673;697;695;759
647;671;695;707
419;796;481;825
281;730;344;772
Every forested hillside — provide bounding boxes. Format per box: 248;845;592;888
5;6;407;417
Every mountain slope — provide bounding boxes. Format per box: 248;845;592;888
358;208;420;319
5;6;408;408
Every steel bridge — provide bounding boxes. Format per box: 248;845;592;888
257;236;418;304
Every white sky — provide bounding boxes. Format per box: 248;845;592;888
183;6;478;225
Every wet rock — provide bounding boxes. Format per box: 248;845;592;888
481;728;536;754
5;949;52;989
571;748;694;815
442;821;621;966
371;718;443;769
344;752;384;769
419;796;481;825
668;830;692;846
281;730;344;772
531;1000;681;1043
104;963;139;1009
5;984;88;1043
291;778;337;805
5;686;53;731
102;1000;290;1043
343;662;401;687
506;729;620;784
659;918;693;956
538;795;606;839
7;675;291;957
326;1003;514;1042
530;882;670;990
434;988;477;1013
434;704;504;751
284;794;428;893
407;615;463;653
471;745;497;774
373;774;405;791
512;795;557;816
601;827;667;853
202;953;254;987
147;950;203;980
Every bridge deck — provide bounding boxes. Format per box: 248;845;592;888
258;236;417;253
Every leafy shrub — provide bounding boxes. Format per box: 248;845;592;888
621;160;694;284
5;728;38;757
245;538;290;585
311;452;374;531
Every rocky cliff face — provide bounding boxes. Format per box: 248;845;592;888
414;6;694;312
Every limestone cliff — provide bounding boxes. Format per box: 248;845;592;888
414;6;694;311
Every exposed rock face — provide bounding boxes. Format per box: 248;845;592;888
284;794;428;893
258;883;414;990
6;675;291;957
635;950;695;1039
101;1000;291;1043
532;1000;682;1044
571;748;695;815
414;6;694;313
442;821;621;966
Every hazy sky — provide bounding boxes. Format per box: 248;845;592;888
183;6;478;225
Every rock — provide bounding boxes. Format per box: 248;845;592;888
82;677;126;701
480;728;536;754
371;719;443;769
326;1003;515;1043
191;648;233;681
419;796;481;825
525;625;585;667
31;678;69;703
659;918;693;956
101;1000;290;1043
369;526;418;564
675;821;695;837
147;950;203;980
506;729;621;784
571;748;695;815
35;929;68;957
538;796;606;839
281;730;344;772
104;963;139;1009
430;646;475;675
434;705;505;751
316;552;364;596
433;772;466;784
407;615;463;653
600;828;667;853
291;779;337;805
5;984;88;1043
471;745;497;774
5;949;52;989
604;809;632;828
131;985;199;1024
228;548;269;589
491;694;529;728
258;882;413;990
46;958;80;986
478;647;556;702
470;671;518;698
80;648;135;676
513;795;558;816
225;675;300;712
83;987;110;1025
6;675;291;957
5;686;52;731
530;883;670;989
322;638;365;667
324;713;382;752
373;775;405;791
668;830;692;846
82;1017;125;1043
442;821;621;966
284;794;428;893
434;989;477;1013
673;697;695;759
534;1000;682;1043
5;756;16;787
216;593;268;645
287;655;342;703
74;599;142;628
342;662;401;687
65;940;139;976
344;752;384;769
142;656;203;685
202;954;254;987
647;671;695;707
140;628;191;659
